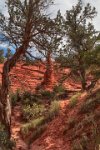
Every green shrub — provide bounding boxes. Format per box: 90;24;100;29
0;123;16;149
40;90;55;99
29;125;47;144
53;85;67;99
23;91;32;99
22;103;46;121
10;89;21;106
53;85;66;94
69;93;81;108
80;97;100;113
21;116;45;135
21;91;42;105
48;101;60;119
21;101;60;135
63;117;77;135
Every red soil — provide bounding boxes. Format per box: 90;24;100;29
0;62;81;92
0;62;99;150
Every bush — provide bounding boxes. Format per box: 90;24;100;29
80;98;100;114
21;116;45;135
40;90;55;100
29;125;47;144
0;123;16;149
22;91;32;99
53;85;66;94
21;101;60;138
22;103;46;121
53;85;67;99
47;101;60;120
21;91;42;105
69;93;81;108
10;89;21;106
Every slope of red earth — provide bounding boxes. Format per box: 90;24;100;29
0;62;81;92
0;63;99;150
0;62;45;92
30;83;100;150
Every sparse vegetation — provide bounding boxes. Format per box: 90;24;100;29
79;90;100;113
21;100;60;140
0;123;16;149
53;85;66;95
21;116;45;135
10;89;21;106
29;125;47;144
69;93;81;108
22;103;46;121
40;90;55;100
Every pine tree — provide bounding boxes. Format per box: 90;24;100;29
0;0;54;142
34;14;63;87
62;0;98;90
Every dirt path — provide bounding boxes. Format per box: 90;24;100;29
11;104;28;150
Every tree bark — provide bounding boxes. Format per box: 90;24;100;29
78;56;87;90
80;67;87;90
0;46;25;138
42;51;54;87
0;15;32;138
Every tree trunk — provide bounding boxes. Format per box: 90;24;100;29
0;46;25;139
78;55;87;90
42;51;54;87
80;68;87;90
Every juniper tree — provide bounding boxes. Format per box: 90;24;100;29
62;0;98;90
0;0;54;141
33;12;63;87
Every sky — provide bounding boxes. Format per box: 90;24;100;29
0;0;100;53
0;0;100;31
50;0;100;31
